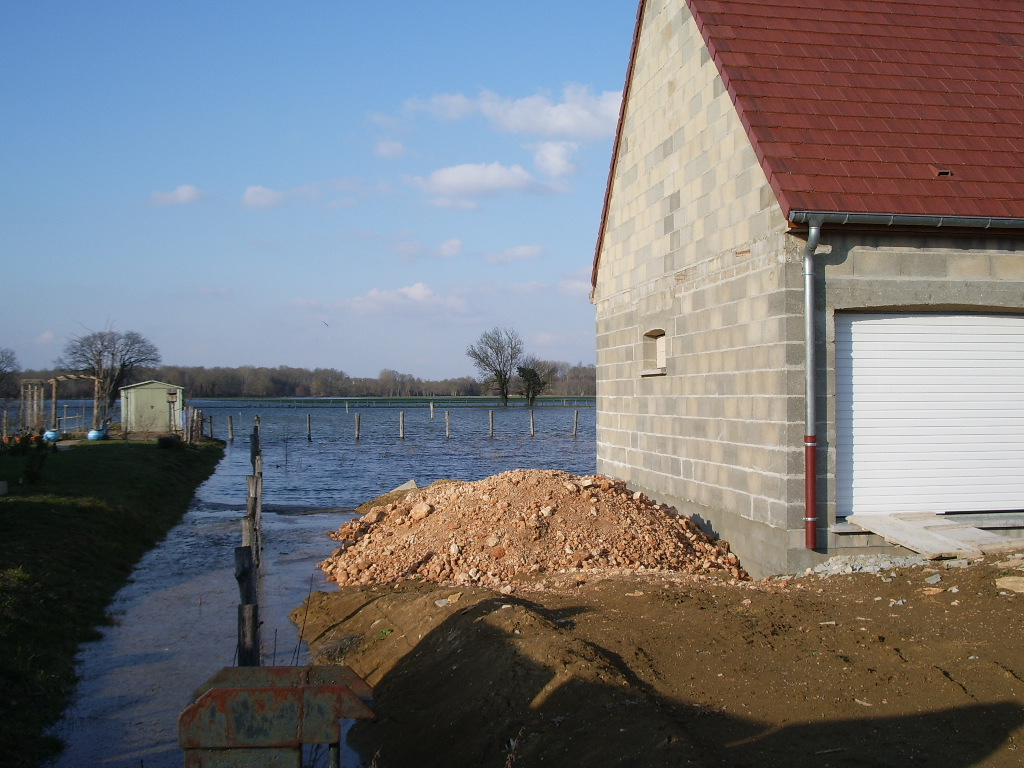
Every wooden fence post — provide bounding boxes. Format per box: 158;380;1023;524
399;411;405;439
489;410;494;438
573;410;579;438
445;410;450;439
530;409;535;437
355;413;361;440
235;546;259;666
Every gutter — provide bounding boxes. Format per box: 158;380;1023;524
790;210;1024;230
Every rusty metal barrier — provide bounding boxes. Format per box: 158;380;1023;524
179;665;374;767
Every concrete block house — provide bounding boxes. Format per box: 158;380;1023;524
591;0;1024;577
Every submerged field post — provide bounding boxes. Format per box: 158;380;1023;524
489;410;494;438
530;409;535;437
228;415;234;442
573;409;579;438
354;413;361;440
399;411;405;439
307;413;312;442
430;401;434;419
208;416;214;439
445;410;450;439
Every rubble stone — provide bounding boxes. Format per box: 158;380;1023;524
319;469;748;590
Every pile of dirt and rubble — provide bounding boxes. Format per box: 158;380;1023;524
317;469;747;590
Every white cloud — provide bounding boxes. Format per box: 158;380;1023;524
412;162;535;208
559;277;592;296
487;245;543;264
407;92;477;121
533;141;579;178
392;237;464;261
149;184;204;206
375;138;407;159
243;185;285;209
408;86;621;141
35;330;55;344
480;86;620;139
512;280;549;294
438;238;463;258
343;282;469;315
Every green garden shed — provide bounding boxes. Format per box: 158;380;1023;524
120;380;184;435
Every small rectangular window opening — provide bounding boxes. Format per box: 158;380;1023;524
641;329;667;377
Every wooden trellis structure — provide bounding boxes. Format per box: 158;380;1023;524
18;374;100;433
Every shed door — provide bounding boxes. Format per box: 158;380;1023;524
835;312;1024;516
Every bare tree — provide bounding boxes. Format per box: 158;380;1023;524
0;347;19;400
466;327;523;406
56;330;161;422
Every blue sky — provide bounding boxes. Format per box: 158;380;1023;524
1;2;636;380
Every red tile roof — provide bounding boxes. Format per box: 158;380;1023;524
689;0;1024;220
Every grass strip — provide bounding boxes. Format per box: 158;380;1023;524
0;439;224;768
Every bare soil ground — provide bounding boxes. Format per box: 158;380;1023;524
296;470;1024;768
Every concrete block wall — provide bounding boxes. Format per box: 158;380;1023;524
592;0;807;577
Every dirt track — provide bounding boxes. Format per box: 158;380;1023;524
296;472;1024;767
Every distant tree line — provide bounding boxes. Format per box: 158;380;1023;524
2;326;595;406
13;361;595;400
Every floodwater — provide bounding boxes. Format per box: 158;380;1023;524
46;400;596;767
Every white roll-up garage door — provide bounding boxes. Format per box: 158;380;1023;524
835;312;1024;516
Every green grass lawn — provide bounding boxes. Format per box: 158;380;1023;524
0;438;223;768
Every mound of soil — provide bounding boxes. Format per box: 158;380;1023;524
300;471;1024;767
317;469;748;590
297;556;1024;768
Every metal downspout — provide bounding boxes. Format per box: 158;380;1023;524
803;219;822;549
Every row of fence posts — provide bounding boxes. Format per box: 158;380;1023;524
234;416;262;666
354;408;579;440
214;407;581;443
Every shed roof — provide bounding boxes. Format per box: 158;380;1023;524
119;380;182;391
594;0;1024;287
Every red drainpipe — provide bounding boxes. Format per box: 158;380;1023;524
804;434;818;549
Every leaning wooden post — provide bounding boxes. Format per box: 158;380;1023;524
92;378;100;430
50;378;58;431
354;413;361;440
445;410;451;439
489;410;494;438
235;546;259;666
573;409;579;438
307;413;312;442
399;411;405;439
530;409;535;437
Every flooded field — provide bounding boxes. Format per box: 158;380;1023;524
46;400;595;766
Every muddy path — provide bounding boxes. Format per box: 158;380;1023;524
297;468;1024;767
299;560;1024;767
